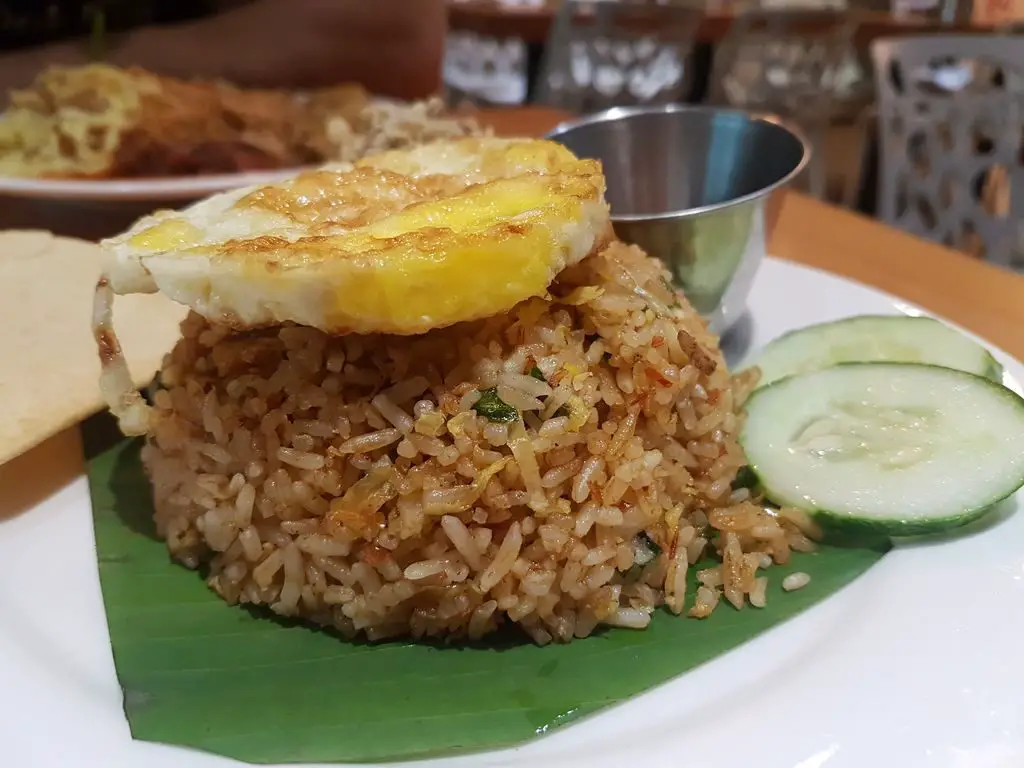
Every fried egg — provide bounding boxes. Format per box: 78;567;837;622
100;137;611;335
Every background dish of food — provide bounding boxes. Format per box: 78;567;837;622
0;65;481;181
1;257;1021;768
0;65;485;237
0;167;311;202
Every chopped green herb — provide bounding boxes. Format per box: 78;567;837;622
633;531;662;566
623;531;663;581
732;466;759;491
660;277;682;309
142;373;164;405
529;366;546;382
472;388;519;424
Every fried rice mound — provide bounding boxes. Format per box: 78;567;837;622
143;241;817;643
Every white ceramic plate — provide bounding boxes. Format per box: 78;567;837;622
0;167;308;203
2;258;1022;768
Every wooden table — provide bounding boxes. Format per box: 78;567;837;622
3;105;1023;522
449;1;1000;44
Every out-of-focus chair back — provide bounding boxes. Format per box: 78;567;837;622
872;35;1024;271
534;0;704;112
444;31;529;106
709;6;868;198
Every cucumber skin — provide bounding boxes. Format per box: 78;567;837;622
756;488;1007;539
983;353;1005;383
741;362;1024;539
750;315;1004;386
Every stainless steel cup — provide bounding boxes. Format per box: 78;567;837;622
546;104;810;334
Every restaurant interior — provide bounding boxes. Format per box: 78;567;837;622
1;3;1023;765
447;0;1024;270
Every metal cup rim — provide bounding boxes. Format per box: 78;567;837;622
544;103;812;223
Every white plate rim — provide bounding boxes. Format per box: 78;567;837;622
0;167;314;203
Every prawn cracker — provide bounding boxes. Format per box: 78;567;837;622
0;231;186;465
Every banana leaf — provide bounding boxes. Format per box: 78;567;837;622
88;438;887;764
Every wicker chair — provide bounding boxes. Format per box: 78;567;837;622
872;35;1024;271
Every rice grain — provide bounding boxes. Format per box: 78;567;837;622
139;242;809;643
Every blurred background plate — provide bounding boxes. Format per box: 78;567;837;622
0;167;308;203
0;169;308;240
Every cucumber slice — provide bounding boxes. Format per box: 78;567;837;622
752;315;1003;388
741;363;1024;536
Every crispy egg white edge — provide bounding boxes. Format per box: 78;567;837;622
99;137;609;331
137;196;610;332
358;136;525;174
101;179;302;294
99;138;531;293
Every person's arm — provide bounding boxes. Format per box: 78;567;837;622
0;0;446;99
